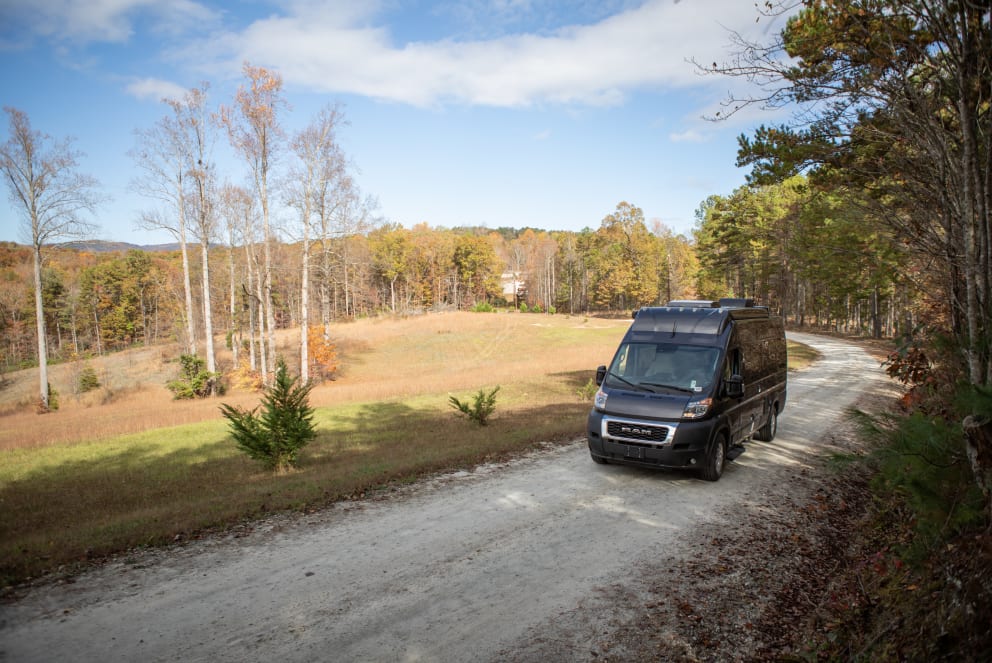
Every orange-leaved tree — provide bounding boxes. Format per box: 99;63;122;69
307;325;338;382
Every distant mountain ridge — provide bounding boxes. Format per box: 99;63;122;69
53;240;181;253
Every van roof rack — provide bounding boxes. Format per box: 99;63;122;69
718;298;756;308
665;300;720;308
664;299;757;308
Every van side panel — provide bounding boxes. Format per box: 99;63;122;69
736;319;770;442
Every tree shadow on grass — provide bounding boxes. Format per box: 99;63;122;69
551;369;600;391
0;432;256;584
1;395;598;585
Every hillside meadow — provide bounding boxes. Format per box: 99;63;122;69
0;312;632;583
0;311;814;586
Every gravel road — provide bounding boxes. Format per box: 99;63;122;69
0;332;889;662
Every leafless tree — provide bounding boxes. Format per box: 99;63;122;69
130;92;198;356
218;183;253;370
1;107;102;411
286;105;347;381
219;63;287;384
170;85;219;386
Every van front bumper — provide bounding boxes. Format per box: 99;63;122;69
586;410;715;470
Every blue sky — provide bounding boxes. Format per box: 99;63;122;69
0;0;794;246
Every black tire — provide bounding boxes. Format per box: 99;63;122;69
590;452;608;465
755;407;778;442
700;435;726;482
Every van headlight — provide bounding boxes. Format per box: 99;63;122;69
682;397;712;419
594;389;608;411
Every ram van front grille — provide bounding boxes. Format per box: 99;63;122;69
605;420;672;445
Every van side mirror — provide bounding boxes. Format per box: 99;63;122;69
725;374;744;398
595;365;607;386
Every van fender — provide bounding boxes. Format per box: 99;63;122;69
709;417;742;460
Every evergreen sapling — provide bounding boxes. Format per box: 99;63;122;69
220;360;317;472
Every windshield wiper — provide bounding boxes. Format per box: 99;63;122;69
640;382;695;394
606;371;654;393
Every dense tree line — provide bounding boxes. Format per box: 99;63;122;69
0;207;699;377
700;0;992;542
704;0;990;387
694;175;909;337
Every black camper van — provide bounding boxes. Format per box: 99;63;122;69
587;299;787;481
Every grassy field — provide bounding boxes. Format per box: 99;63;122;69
0;312;818;586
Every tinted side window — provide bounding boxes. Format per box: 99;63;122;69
724;348;742;379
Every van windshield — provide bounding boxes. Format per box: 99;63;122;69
605;342;721;394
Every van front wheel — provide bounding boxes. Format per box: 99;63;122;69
700;435;726;482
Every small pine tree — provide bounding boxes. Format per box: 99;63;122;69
78;365;101;393
220;359;317;472
449;386;500;426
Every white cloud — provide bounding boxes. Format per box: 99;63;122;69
669;128;709;143
125;77;188;102
198;0;786;109
2;0;217;44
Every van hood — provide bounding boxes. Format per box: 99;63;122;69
602;389;690;420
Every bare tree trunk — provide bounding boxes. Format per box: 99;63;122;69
92;302;102;355
872;285;881;339
70;313;78;354
300;233;310;382
344;254;351;317
201;241;216;392
179;219;196;356
963;415;992;524
31;244;49;410
228;245;238;369
262;197;276;383
321;249;331;339
255;253;269;382
244;243;257;373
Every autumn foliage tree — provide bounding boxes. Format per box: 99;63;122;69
307;325;338;381
588;202;661;310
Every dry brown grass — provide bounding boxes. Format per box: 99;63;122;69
0;312;626;450
0;311;631;585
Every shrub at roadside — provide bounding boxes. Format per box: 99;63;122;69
231;358;264;392
577;378;597;401
38;383;59;412
220;359;317;472
166;354;221;399
449;386;499;426
860;407;986;560
819;354;992;661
